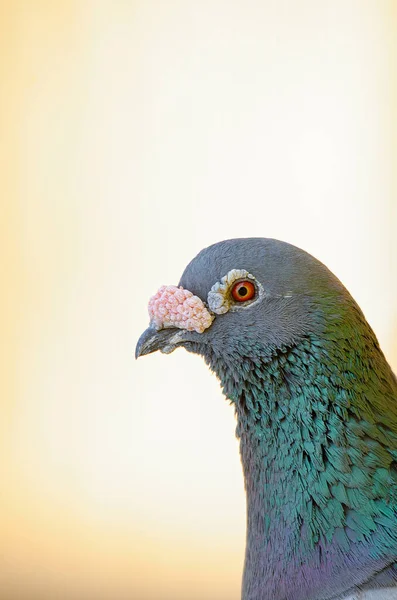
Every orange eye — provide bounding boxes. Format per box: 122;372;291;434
231;280;256;302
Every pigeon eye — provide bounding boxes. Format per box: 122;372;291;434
231;280;256;303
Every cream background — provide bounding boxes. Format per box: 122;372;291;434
1;1;397;599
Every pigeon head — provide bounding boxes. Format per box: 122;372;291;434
136;237;348;368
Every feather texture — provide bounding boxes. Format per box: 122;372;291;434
136;238;397;600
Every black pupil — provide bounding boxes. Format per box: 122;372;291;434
238;286;248;297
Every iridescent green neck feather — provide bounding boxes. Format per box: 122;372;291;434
199;296;397;600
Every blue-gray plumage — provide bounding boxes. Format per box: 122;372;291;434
135;238;397;600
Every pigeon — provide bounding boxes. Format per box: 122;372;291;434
135;238;397;600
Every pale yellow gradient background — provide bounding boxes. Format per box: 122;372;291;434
1;2;397;599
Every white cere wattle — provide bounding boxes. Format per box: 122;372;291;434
148;285;214;334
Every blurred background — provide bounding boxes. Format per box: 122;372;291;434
1;1;397;599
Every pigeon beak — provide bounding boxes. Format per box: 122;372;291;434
135;325;185;359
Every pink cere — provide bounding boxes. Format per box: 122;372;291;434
148;285;214;334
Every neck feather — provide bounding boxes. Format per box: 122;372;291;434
202;320;397;600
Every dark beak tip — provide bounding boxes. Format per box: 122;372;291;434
135;328;152;359
135;324;185;359
135;325;164;359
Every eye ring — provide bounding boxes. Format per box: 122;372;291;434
231;280;256;303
